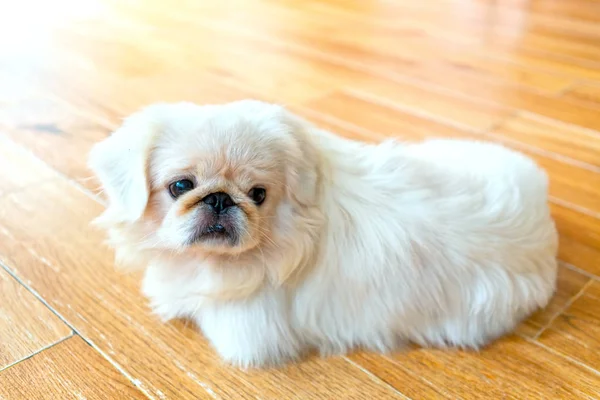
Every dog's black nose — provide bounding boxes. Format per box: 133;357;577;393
202;192;235;213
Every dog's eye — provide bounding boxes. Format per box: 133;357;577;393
248;187;266;205
169;179;195;198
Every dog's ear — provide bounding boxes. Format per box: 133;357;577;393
262;108;324;287
89;105;165;224
281;110;322;208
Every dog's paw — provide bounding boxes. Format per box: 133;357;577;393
148;299;187;322
212;340;301;370
222;353;300;370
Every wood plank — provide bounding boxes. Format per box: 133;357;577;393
331;1;600;69
314;0;600;32
517;265;591;338
470;0;600;25
37;68;266;128
377;336;600;399
418;21;600;72
538;281;600;371
350;65;600;133
292;100;472;143
551;203;600;254
179;0;600;90
49;23;368;105
0;136;60;197
347;353;449;399
0;268;71;370
0;140;405;400
5;4;596;147
514;34;600;64
480;45;600;83
179;5;595;120
63;0;592;119
187;1;574;93
342;77;511;132
558;235;600;278
0;335;147;399
489;112;600;168
160;13;600;132
552;203;600;278
0;95;109;192
423;55;573;93
0;53;265;131
562;82;600;107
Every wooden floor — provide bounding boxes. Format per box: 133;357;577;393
0;0;599;398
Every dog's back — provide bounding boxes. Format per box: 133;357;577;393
399;139;558;347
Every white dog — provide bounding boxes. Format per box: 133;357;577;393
89;100;558;368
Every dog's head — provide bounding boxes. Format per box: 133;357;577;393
90;101;324;295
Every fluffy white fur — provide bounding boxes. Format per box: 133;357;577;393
89;100;558;368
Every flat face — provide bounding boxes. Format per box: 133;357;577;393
141;102;292;255
0;0;599;398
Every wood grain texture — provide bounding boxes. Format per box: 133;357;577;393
347;77;513;132
0;335;146;399
347;353;449;399
178;0;575;94
516;265;591;338
350;70;600;136
0;136;60;197
379;336;600;399
558;236;600;278
538;282;600;370
0;268;71;370
489;112;600;168
563;82;600;107
1;0;600;397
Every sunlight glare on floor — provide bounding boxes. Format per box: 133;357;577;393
0;0;106;51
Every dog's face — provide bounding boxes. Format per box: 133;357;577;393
89;100;320;260
147;104;292;255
